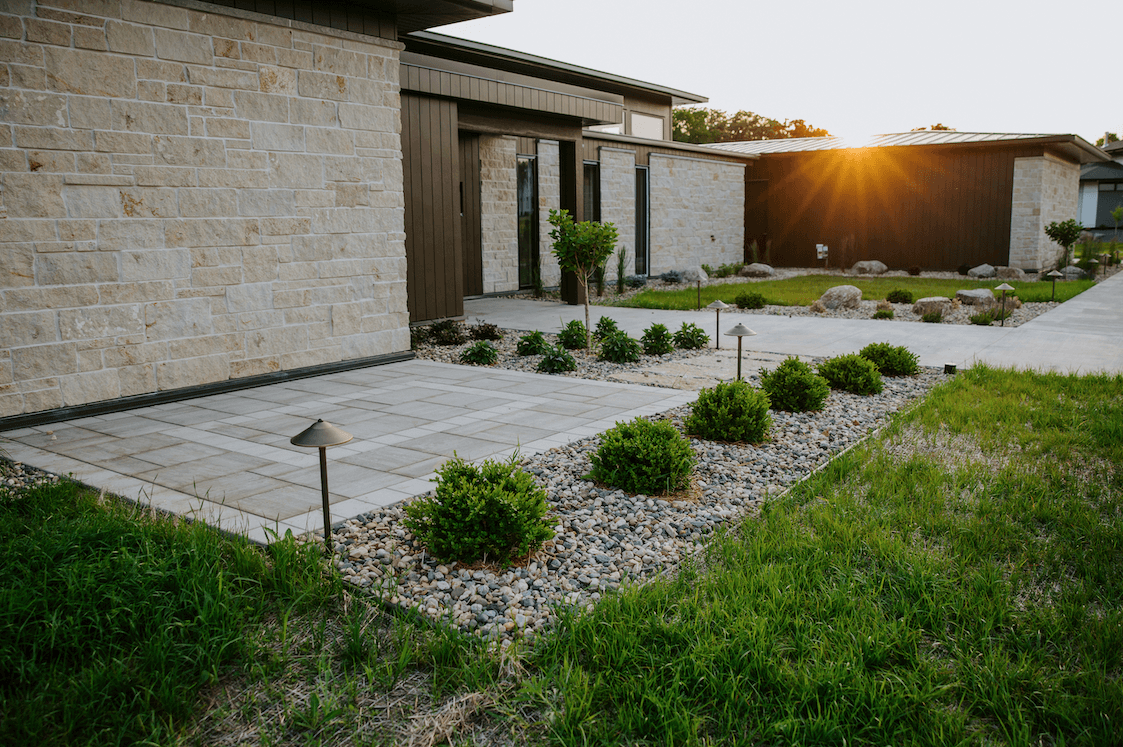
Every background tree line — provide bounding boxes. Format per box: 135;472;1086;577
672;107;830;144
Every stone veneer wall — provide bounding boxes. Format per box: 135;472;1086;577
649;154;744;275
0;0;407;418
536;139;560;287
1008;155;1080;271
598;147;635;281
478;134;517;293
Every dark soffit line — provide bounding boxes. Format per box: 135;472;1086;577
0;351;416;432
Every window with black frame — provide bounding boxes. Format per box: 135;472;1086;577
517;155;538;289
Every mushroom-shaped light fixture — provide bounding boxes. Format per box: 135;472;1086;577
724;323;757;380
995;282;1015;327
707;299;730;349
1046;269;1064;302
291;419;353;554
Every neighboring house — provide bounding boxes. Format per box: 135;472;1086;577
0;0;751;422
707;132;1108;272
1078;139;1123;234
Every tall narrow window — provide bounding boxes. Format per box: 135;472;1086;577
583;161;601;223
635;165;650;276
517;155;538;289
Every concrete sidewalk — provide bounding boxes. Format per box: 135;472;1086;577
466;271;1123;375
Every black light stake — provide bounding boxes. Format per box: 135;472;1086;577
724;323;757;381
1047;269;1063;301
707;299;730;349
290;419;353;554
995;282;1014;327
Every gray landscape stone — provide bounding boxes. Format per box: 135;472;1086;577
996;266;1027;280
1061;265;1087;280
968;263;996;279
818;285;863;310
912;297;953;316
955;288;995;306
682;266;708;283
851;260;888;275
739;262;774;277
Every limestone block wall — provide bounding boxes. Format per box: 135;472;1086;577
0;0;406;418
649;154;744;275
598;147;635;281
536;139;561;287
1009;155;1080;270
479;134;517;293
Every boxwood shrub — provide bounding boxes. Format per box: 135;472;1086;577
589;418;694;495
859;342;920;376
817;354;884;395
759;356;830;412
684;380;771;443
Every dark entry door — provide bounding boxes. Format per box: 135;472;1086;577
459;133;482;296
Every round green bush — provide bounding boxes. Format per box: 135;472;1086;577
403;454;554;565
641;323;675;355
817;354;884;395
516;330;550;356
537;345;577;374
594;316;620;341
684;380;771;443
557;319;588;349
859;342;919;376
886;289;913;304
589;418;694;495
468;322;503;341
735;291;766;310
872;309;894;319
459;340;498;365
598;331;641;363
759;356;830;412
673;322;710;350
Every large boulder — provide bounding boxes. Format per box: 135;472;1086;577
955;288;995;306
739;262;774;278
968;263;996;279
1061;265;1086;280
851;260;888;275
913;297;953;316
818;284;863;310
682;266;708;283
995;266;1027;281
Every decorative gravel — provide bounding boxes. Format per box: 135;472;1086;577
0;459;61;500
331;355;945;645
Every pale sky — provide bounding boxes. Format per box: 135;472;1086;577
440;0;1115;145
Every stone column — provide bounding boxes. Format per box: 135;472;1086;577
478;134;518;293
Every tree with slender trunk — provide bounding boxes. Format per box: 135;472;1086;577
548;209;617;351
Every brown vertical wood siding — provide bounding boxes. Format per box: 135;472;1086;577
402;94;462;322
745;144;1056;270
459;133;483;297
203;0;396;39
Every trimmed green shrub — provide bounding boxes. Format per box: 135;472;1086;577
429;319;465;346
735;290;766;310
598;331;641;363
859;342;920;376
410;325;430;349
459;341;498;365
468;322;503;341
641;323;675;355
403;453;553;565
759;356;830;412
886;289;913;304
921;311;943;323
969;310;994;326
908;265;922;276
594;316;620;340
818;354;884;395
589;418;694;495
711;262;744;278
537;345;577;374
516;330;550;356
684;380;771;443
557;319;588;349
673;322;709;350
872;309;894;319
625;275;647;289
659;270;684;284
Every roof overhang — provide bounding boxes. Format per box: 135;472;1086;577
356;0;512;35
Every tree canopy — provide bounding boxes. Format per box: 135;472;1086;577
911;124;955;131
1096;132;1119;147
672;108;830;144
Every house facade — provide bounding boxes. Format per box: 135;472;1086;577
1078;140;1123;234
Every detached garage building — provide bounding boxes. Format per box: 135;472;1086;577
709;132;1108;272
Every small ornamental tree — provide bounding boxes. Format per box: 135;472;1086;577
1044;219;1084;268
548;209;618;350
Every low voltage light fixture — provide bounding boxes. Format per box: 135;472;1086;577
1046;269;1064;301
724;323;757;381
995;282;1014;327
706;299;730;349
290;419;353;554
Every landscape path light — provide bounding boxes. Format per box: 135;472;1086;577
290;419;353;554
1088;258;1099;277
995;282;1014;327
724;323;757;381
1047;269;1064;301
706;299;730;349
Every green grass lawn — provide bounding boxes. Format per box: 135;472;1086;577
532;365;1123;745
614;275;1097;310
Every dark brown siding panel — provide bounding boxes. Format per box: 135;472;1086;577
402;94;462;322
460;134;483;296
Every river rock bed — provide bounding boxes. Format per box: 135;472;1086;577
330;369;945;644
0;459;61;500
